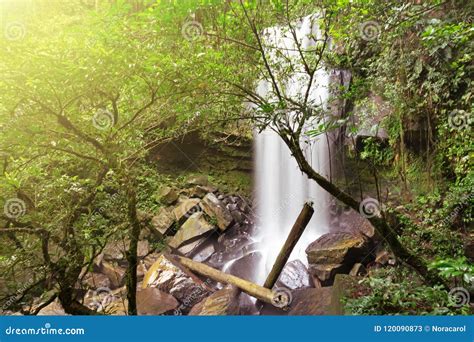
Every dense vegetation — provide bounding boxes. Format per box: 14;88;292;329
0;0;472;315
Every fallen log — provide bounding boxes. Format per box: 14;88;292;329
263;202;314;289
174;255;276;305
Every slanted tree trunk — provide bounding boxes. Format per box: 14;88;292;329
281;133;445;287
263;203;314;289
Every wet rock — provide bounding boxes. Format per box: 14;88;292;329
157;186;179;205
172;198;201;224
337;210;376;239
151;207;175;236
37;300;67;315
169;212;214;249
143;254;211;311
189;287;240;315
137;288;179;315
207;234;254;269
192;243;215;263
200;193;233;231
306;232;369;266
177;235;209;255
227;251;262;283
349;263;367;276
288;287;332;315
275;260;313;290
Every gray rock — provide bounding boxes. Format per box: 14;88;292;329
226;251;262;283
200;193;233;231
143;254;212;311
169;212;214;249
275;260;313;290
192;243;215;263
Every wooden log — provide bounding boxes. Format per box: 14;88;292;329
263;202;314;289
175;255;276;305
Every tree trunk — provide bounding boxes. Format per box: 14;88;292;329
125;184;140;315
281;133;445;287
263;203;314;289
175;255;276;305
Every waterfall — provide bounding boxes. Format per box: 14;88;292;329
254;14;332;285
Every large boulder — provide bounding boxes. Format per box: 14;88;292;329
189;287;240;315
137;288;179;315
151;207;175;236
142;254;212;312
172;198;201;224
288;287;333;315
275;260;313;290
306;232;370;285
200;193;233;231
169;212;214;249
227;251;262;283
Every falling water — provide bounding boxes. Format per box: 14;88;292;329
254;15;332;284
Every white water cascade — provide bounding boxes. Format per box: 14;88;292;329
254;15;333;284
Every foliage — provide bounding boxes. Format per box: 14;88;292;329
344;268;470;315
